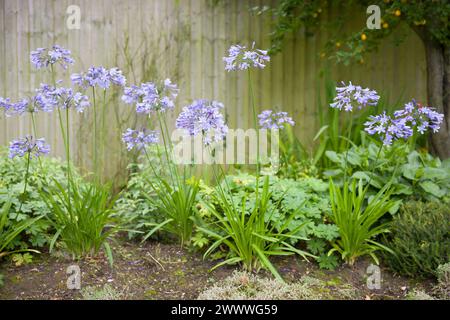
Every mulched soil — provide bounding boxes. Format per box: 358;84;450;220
0;236;435;300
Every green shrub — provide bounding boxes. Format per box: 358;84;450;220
383;201;450;278
0;148;74;250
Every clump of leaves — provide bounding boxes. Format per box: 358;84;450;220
324;139;450;209
0;147;80;250
196;173;339;270
382;201;450;278
328;179;396;266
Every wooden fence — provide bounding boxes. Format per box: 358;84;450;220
0;0;427;181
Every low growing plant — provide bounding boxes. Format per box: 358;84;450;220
382;201;450;278
197;176;315;281
328;179;395;265
41;180;119;265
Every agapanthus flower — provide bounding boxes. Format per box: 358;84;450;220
176;99;228;145
9;136;50;159
30;45;74;70
394;99;443;134
330;82;380;112
122;79;179;114
33;83;90;113
0;97;31;117
365;112;413;145
71;66;126;89
122;128;159;151
223;42;270;71
0;97;12;113
258;110;295;129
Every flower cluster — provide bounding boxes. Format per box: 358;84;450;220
122;79;179;114
71;66;127;89
122;128;159;151
364;112;413;145
393;100;444;134
365;100;444;145
223;43;270;71
176;99;228;145
330;82;380;111
34;83;90;113
30;45;74;70
258;110;295;129
0;97;30;116
9;136;50;159
0;84;90;116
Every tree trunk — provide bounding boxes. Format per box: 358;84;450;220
421;36;450;159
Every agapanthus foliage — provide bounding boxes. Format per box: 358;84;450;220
258;110;295;129
365;100;444;145
122;128;159;151
223;42;270;71
330;82;380;112
176;99;228;145
9;136;50;159
30;45;74;70
71;66;126;89
122;79;179;114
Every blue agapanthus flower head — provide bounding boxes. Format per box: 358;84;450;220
0;97;31;117
71;66;126;89
30;45;74;70
9;136;50;159
393;99;444;134
364;112;413;146
122;79;179;114
223;42;270;71
176;99;228;145
330;82;380;112
258;110;295;129
122;128;159;151
33;83;90;113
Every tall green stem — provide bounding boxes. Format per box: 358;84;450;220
30;112;43;169
343;114;353;182
18;152;31;213
92;87;98;180
248;69;260;197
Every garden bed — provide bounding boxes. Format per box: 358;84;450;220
0;235;434;300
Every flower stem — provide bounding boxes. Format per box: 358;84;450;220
248;69;260;196
343;114;353;182
18;152;31;213
92;87;98;180
30;112;43;169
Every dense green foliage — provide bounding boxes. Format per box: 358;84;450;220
0;148;73;250
328;179;395;265
41;180;119;265
269;0;450;63
197;175;315;281
382;201;450;278
324;138;450;205
195;173;340;270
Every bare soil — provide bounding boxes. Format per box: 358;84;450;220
0;237;434;300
